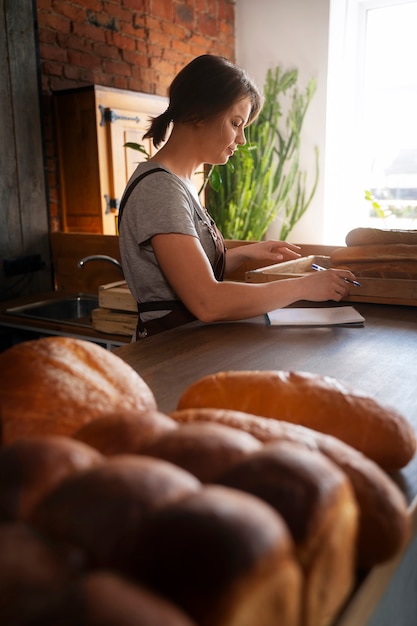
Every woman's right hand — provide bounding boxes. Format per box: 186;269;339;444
299;268;357;302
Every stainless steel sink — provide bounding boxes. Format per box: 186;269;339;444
4;294;99;328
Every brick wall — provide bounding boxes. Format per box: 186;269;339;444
35;0;235;231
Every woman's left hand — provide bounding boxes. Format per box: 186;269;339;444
226;240;301;273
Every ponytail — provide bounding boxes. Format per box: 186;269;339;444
143;107;172;149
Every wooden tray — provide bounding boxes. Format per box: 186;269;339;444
246;255;417;306
98;280;137;312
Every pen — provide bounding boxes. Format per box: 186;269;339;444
311;263;361;287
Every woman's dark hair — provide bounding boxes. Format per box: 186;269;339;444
144;54;263;148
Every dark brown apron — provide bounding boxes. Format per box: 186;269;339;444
118;168;226;339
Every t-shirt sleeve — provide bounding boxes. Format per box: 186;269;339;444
123;170;199;245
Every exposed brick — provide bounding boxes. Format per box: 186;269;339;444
36;0;235;231
102;59;133;77
197;13;217;37
150;0;174;20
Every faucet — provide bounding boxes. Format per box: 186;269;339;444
77;255;124;275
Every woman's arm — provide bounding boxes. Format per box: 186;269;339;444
152;233;355;323
224;240;302;275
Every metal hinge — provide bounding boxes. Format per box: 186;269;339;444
99;105;141;126
104;195;120;214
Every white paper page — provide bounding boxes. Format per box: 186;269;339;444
266;306;365;327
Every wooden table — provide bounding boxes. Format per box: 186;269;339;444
115;302;417;626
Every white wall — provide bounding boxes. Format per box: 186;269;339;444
236;0;331;244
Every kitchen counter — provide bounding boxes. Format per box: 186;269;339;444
115;301;417;626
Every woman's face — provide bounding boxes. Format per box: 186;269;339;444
199;98;252;165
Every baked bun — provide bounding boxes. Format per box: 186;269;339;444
30;455;201;574
30;571;198;626
0;337;157;445
134;485;302;626
330;243;417;279
345;227;417;246
217;441;358;626
73;409;178;455
0;522;85;625
170;407;411;567
176;370;416;470
139;421;262;482
0;435;103;522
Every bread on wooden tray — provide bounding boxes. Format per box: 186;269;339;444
345;227;417;247
176;369;416;471
327;228;417;279
0;336;157;445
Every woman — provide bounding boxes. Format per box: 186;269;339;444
119;54;355;338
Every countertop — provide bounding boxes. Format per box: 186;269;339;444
114;301;417;626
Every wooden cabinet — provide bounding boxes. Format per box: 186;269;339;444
54;85;168;235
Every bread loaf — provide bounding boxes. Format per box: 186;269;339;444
218;441;358;626
0;435;103;522
0;337;157;444
139;421;262;482
73;409;178;455
134;485;302;626
170;407;411;567
345;227;417;247
330;243;417;279
30;455;201;574
0;522;85;625
29;571;198;626
176;370;416;470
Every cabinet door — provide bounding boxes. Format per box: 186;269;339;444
102;105;156;234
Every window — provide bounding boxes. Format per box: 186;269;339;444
324;0;417;243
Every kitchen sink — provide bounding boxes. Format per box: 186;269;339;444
4;294;99;328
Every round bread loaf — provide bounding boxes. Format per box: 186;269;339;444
30;455;201;574
73;409;178;455
0;522;85;625
176;370;416;470
29;571;198;626
139;421;262;482
345;227;417;247
0;336;157;444
217;441;358;626
170;407;411;567
0;435;103;522
134;484;302;626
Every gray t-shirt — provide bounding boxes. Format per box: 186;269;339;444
119;162;217;320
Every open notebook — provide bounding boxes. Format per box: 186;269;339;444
266;306;365;327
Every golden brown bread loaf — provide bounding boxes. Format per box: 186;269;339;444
30;455;201;574
217;441;358;626
134;484;302;626
0;435;103;522
330;243;417;279
176;369;416;470
345;227;417;247
170;407;411;567
0;337;157;444
139;421;262;482
28;571;198;626
0;522;85;625
73;409;178;455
